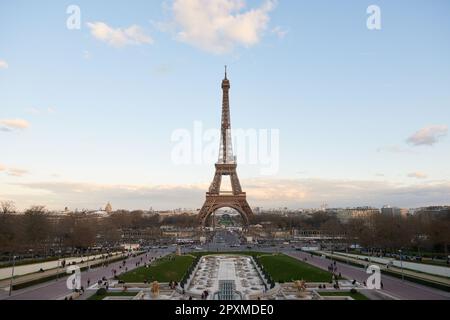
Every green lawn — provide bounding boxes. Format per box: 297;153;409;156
118;255;195;283
318;291;369;300
258;254;334;282
87;291;138;301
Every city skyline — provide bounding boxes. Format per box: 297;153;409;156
1;0;450;210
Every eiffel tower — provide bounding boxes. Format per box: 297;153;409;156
198;67;254;226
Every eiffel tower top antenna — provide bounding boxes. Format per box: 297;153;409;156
224;65;227;79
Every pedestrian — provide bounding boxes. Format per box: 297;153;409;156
87;279;90;287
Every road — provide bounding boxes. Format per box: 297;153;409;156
0;249;171;300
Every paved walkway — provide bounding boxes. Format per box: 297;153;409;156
2;246;449;300
0;249;171;300
0;252;124;280
331;251;450;280
0;252;127;290
287;250;450;300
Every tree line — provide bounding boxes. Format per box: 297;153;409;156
251;210;450;256
0;201;198;257
1;200;449;257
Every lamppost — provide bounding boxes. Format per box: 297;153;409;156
56;248;62;281
399;249;404;281
9;255;16;297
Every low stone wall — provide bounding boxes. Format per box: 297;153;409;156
58;291;82;300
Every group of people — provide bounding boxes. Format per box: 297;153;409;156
201;290;209;300
134;256;146;268
169;280;179;289
328;260;338;273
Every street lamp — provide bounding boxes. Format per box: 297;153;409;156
9;255;16;296
56;249;62;281
398;249;404;281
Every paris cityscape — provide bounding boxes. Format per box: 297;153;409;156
0;0;449;312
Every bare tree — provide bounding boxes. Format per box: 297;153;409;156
428;213;450;256
1;201;16;214
20;206;51;253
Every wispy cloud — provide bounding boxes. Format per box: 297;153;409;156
407;172;427;179
0;118;30;131
271;26;288;39
407;125;448;146
83;50;91;60
0;165;29;177
8;177;450;210
25;107;55;115
0;60;8;69
161;0;277;54
376;145;416;154
7;168;29;177
152;64;173;76
87;22;153;47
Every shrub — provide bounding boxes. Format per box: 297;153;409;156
350;288;358;294
96;288;107;296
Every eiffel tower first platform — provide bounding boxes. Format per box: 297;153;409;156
198;68;254;227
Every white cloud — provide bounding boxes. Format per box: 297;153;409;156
271;26;288;39
407;125;448;146
0;164;6;172
7;168;29;177
0;118;30;131
376;145;416;154
87;22;153;47
25;107;55;115
165;0;277;54
83;50;91;59
0;60;8;69
407;172;427;179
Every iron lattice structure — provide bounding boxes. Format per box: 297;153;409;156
198;68;254;226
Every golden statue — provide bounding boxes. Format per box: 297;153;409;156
151;281;160;298
294;280;307;292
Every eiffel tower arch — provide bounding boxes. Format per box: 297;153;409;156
198;67;254;227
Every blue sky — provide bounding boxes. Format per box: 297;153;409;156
1;0;450;210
